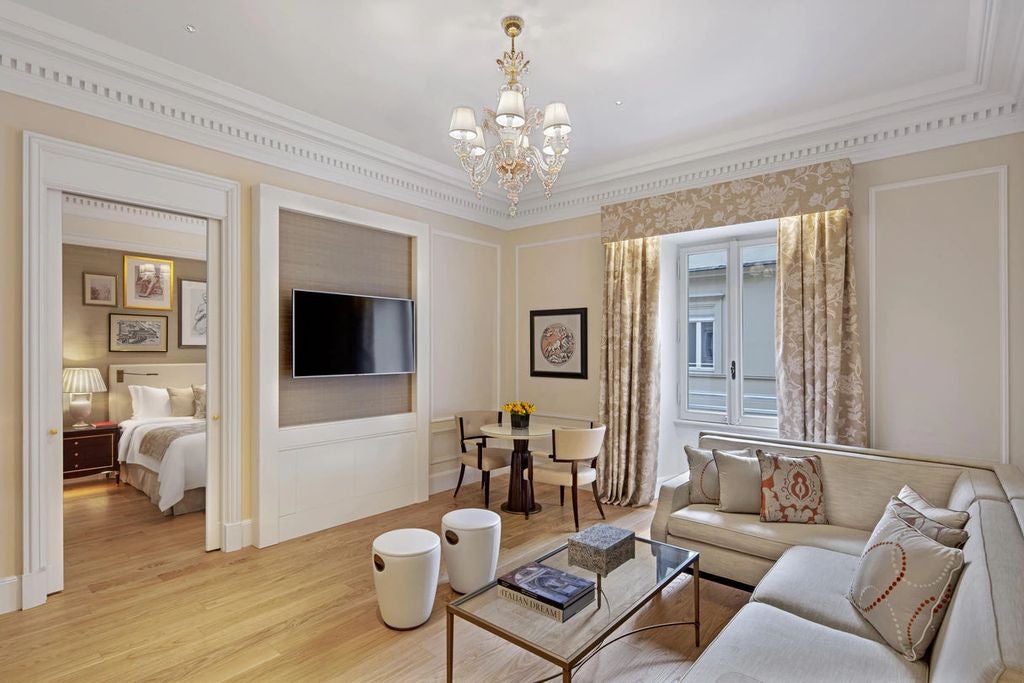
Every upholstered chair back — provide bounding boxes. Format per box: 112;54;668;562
453;410;502;452
551;425;607;462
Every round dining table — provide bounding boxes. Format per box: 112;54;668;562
480;421;551;515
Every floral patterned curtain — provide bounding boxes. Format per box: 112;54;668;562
598;237;661;506
776;209;867;445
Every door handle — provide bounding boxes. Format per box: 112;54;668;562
211;414;220;421
730;361;736;380
49;428;58;436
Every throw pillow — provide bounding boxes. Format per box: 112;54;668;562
192;384;207;419
713;449;761;514
889;497;968;548
849;506;965;660
898;485;969;529
166;386;196;417
684;446;751;505
128;385;172;419
757;451;828;524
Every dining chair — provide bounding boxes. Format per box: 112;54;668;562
452;410;512;508
524;423;607;531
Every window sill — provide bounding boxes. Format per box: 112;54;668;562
672;419;778;438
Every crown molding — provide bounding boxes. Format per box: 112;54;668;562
0;0;1022;231
63;193;208;234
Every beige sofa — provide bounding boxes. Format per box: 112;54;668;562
650;432;1024;683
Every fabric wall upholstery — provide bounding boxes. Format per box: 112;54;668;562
598;237;661;506
600;159;852;243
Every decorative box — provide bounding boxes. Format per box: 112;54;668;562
567;524;636;577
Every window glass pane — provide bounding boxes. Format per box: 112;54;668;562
686;250;726;415
741;243;778;418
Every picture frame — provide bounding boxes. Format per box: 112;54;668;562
123;254;174;310
178;279;208;348
82;272;117;307
530;307;588;379
109;313;169;352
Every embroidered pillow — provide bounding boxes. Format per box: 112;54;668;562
898;485;969;529
192;384;207;419
757;451;828;524
849;506;965;660
889;497;968;548
713;449;762;514
684;446;751;505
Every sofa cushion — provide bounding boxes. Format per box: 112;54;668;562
667;504;869;561
899;485;969;529
757;451;828;524
752;546;884;644
850;505;965;661
681;603;928;683
684;446;750;504
714;449;761;513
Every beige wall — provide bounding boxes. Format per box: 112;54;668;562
62;244;207;426
0;91;503;578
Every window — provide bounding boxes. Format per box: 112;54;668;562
678;232;778;428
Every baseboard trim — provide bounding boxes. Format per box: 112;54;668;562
429;466;511;495
0;575;20;614
223;519;254;552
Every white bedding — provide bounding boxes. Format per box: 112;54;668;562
119;416;206;512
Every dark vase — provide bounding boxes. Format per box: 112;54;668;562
511;412;530;430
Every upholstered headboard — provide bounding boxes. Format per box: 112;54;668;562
107;363;206;424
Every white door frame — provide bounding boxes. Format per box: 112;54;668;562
22;132;244;609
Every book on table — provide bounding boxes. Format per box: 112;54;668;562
497;562;595;622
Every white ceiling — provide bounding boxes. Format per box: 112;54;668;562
3;0;1023;225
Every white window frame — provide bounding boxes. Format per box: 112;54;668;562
678;230;778;429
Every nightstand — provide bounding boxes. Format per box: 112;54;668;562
63;424;119;482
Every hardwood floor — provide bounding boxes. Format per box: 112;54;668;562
0;477;748;682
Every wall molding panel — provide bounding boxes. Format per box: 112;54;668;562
0;0;1023;229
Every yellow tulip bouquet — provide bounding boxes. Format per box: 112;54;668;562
502;400;536;429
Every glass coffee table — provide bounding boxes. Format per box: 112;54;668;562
446;537;699;682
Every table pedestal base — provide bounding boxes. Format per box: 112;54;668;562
500;502;542;516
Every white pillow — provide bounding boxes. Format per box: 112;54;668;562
128;385;172;419
898;485;970;529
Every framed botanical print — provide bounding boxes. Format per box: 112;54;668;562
179;279;208;348
109;313;169;352
530;307;588;379
82;272;117;306
123;255;174;310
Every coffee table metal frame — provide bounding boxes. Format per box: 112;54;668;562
445;537;700;682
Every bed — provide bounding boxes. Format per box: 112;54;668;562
108;363;207;515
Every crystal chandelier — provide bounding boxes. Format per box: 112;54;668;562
447;15;571;216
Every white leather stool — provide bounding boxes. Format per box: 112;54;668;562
441;508;501;594
372;528;441;629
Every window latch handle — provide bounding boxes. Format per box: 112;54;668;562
730;360;736;380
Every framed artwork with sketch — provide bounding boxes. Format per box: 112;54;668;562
123;254;174;310
530;307;588;379
82;272;117;306
109;313;168;352
179;279;208;348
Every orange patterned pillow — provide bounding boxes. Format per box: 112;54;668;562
757;450;828;524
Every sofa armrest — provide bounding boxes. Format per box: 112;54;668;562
651;473;691;543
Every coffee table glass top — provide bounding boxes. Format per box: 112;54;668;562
449;537;698;664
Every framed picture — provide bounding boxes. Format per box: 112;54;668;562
109;313;169;352
123;254;174;310
179;279;208;348
530;307;588;379
82;272;117;306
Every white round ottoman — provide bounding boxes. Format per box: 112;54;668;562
372;528;440;629
441;508;501;594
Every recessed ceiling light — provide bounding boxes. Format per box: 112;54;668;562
614;100;623;106
184;24;197;33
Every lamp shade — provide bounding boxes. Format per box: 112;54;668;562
542;102;572;136
469;126;487;156
62;367;107;394
495;90;526;128
448;106;479;140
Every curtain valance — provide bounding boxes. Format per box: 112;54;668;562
600;159;852;243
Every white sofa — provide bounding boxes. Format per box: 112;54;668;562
651;432;1024;683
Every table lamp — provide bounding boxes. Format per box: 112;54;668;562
63;367;107;429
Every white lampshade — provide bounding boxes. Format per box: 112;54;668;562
542;102;572;136
448;106;478;140
62;367;107;394
469;127;487;156
495;90;526;128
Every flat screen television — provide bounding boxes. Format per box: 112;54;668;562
292;289;416;378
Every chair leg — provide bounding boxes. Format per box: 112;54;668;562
453;464;466;498
591;481;606;519
483;471;490;508
559;486;565;506
571;484;580;532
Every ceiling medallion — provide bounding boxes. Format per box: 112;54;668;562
447;15;571;216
